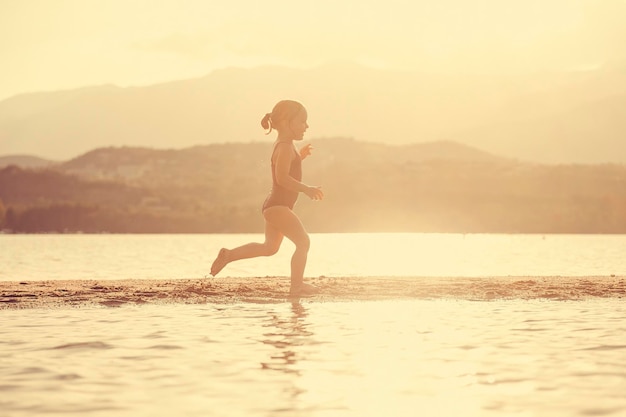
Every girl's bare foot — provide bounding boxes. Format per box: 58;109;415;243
289;283;319;297
210;248;229;276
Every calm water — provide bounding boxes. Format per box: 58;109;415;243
1;233;625;281
2;300;625;416
2;233;625;416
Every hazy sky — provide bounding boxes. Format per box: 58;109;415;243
2;0;626;101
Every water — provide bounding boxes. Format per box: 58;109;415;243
1;233;625;281
2;300;625;416
1;233;625;416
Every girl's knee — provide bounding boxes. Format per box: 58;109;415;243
264;242;281;256
296;234;310;252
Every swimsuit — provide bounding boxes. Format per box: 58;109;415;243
262;142;302;211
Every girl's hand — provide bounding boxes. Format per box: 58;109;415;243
304;185;324;201
299;143;313;160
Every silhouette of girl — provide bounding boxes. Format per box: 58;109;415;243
210;100;324;296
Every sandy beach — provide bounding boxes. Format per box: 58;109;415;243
1;275;624;309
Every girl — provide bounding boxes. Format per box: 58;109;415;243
210;100;324;296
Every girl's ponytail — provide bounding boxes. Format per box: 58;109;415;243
261;112;273;134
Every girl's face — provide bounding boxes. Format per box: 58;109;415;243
288;108;308;141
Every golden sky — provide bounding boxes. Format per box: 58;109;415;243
1;0;625;101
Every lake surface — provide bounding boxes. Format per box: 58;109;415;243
1;233;625;281
1;233;625;416
2;299;625;416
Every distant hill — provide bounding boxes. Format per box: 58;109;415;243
1;140;625;234
0;155;57;169
1;63;626;163
56;139;501;210
58;139;500;184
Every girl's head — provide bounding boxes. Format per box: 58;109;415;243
261;100;308;140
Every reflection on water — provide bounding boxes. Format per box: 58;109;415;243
1;299;625;416
259;301;313;413
261;302;313;376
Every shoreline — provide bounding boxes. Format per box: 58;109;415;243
1;276;625;309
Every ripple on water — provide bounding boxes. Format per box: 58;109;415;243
147;344;184;350
580;344;626;351
1;299;625;417
10;367;50;375
50;341;114;350
53;373;82;381
142;331;168;339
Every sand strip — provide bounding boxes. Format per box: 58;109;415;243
1;276;624;309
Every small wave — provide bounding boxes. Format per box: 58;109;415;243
12;367;49;375
51;341;113;350
580;407;624;416
54;373;82;380
580;345;626;351
119;355;166;361
147;344;184;350
142;331;167;339
511;328;550;332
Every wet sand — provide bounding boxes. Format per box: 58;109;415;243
1;276;624;309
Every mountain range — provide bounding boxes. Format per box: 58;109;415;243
0;155;56;169
2;139;625;234
1;63;625;164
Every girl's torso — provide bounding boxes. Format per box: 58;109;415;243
262;141;302;210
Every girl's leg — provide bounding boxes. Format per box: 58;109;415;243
262;206;311;290
210;221;283;276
